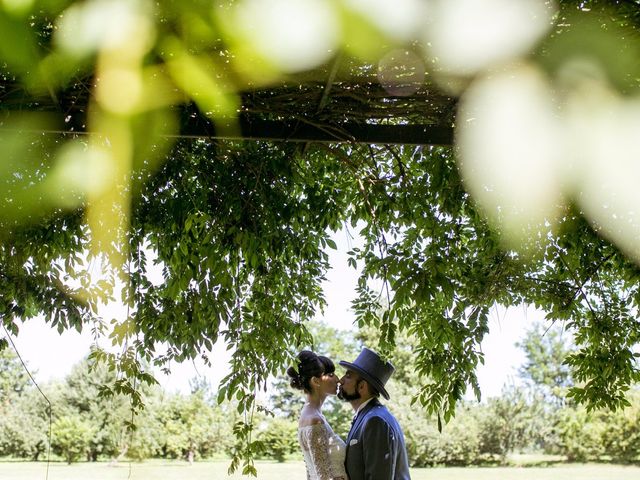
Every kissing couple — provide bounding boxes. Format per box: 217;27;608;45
287;348;411;480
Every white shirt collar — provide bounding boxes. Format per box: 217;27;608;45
354;397;375;419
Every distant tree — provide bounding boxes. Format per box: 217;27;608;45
0;346;48;460
50;356;135;461
476;386;546;462
0;346;30;404
517;320;574;406
0;388;49;460
154;388;231;463
51;415;94;464
256;418;299;463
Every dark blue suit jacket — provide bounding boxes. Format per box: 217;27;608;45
344;398;411;480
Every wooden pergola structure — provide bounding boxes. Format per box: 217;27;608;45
1;65;456;146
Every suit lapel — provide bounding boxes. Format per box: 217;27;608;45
346;398;381;445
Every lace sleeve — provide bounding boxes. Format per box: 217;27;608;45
303;424;343;480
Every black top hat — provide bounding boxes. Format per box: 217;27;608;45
339;347;395;400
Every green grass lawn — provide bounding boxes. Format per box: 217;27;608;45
1;460;639;480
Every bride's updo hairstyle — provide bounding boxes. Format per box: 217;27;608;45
287;350;335;393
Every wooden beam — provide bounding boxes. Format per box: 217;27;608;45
0;110;454;146
181;115;454;146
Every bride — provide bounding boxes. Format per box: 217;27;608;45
287;350;348;480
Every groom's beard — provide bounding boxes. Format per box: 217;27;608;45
338;385;361;402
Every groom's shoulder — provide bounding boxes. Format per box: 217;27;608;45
360;405;401;435
365;402;403;426
363;401;391;420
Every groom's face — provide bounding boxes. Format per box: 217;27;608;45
338;369;362;401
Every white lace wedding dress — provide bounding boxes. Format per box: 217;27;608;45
298;420;347;480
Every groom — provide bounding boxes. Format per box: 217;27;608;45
338;348;411;480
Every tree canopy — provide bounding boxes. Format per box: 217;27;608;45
2;0;640;472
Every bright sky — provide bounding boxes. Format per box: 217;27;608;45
7;228;541;401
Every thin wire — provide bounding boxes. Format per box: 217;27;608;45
2;324;52;480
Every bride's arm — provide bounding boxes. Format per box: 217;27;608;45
306;424;340;480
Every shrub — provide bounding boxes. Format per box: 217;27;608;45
51;415;95;464
600;391;640;464
405;406;481;467
257;418;299;462
556;407;606;462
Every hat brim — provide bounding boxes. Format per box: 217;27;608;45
339;360;390;400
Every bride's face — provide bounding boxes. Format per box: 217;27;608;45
317;371;340;396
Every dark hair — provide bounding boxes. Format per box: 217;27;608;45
286;350;335;393
367;383;381;398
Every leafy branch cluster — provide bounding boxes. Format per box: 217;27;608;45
1;0;640;472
